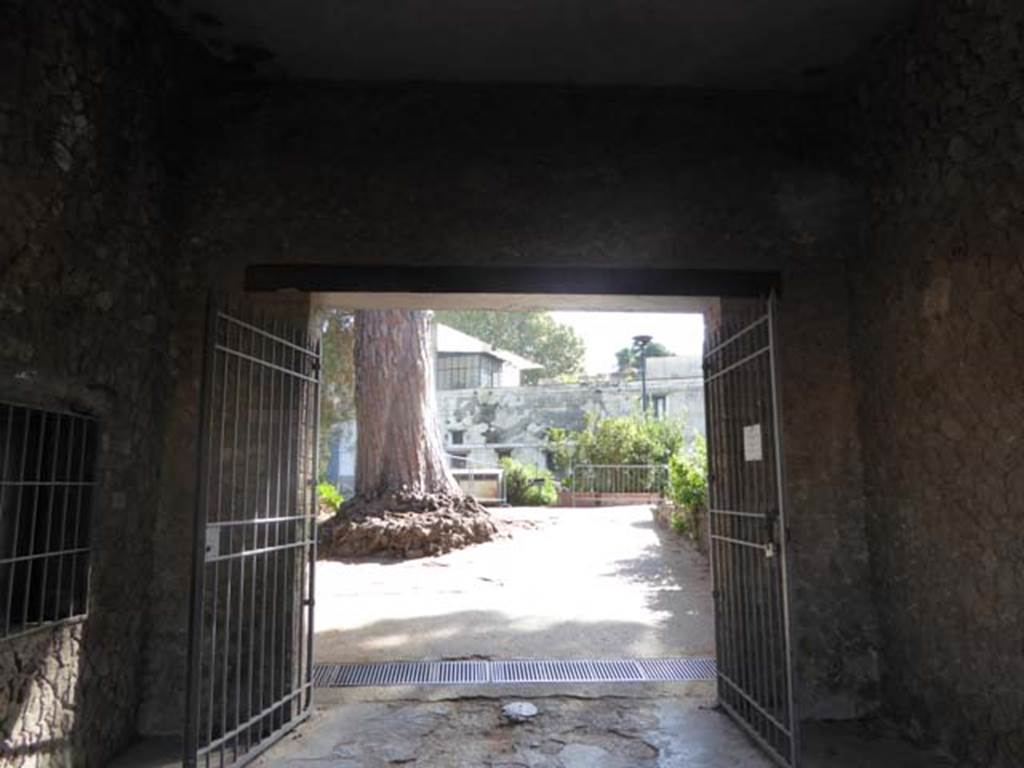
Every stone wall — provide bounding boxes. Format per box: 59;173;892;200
851;0;1024;763
171;84;882;720
0;1;207;764
437;378;705;470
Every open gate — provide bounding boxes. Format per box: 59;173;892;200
185;299;320;767
703;294;799;767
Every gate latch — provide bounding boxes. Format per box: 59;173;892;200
764;507;779;559
205;526;222;562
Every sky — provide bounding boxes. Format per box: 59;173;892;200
550;311;705;375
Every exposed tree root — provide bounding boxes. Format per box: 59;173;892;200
319;490;499;559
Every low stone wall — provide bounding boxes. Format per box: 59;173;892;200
653;500;709;556
560;491;663;508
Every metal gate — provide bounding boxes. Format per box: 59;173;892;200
185;299;320;767
703;295;799;767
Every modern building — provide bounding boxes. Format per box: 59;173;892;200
433;323;542;389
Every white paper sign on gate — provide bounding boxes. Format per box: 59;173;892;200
743;424;763;462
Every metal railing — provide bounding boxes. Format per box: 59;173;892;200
567;464;669;505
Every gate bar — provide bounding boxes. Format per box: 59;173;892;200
768;292;799;766
185;299;218;765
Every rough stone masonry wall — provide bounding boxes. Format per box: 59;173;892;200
0;1;205;764
436;379;706;468
150;85;882;721
851;0;1024;763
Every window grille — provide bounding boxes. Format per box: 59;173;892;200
0;402;97;640
436;353;502;390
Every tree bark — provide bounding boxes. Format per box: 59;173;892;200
352;309;461;498
321;310;497;558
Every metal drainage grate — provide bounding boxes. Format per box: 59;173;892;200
312;657;716;688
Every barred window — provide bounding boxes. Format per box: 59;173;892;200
0;403;97;639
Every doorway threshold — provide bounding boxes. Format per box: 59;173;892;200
313;656;716;687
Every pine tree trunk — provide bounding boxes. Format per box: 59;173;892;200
353;309;460;497
323;310;497;558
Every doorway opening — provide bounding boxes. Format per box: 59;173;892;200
314;303;713;685
182;269;798;768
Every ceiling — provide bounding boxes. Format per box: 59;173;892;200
165;0;920;90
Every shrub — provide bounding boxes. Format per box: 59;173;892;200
668;435;707;511
500;458;558;506
317;482;345;514
671;510;694;537
548;414;688;492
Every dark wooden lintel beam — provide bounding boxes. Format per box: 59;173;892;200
246;265;780;298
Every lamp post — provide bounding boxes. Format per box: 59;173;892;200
633;334;653;415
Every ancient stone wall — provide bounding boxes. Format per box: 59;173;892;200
0;1;207;764
438;378;705;468
164;85;882;720
851;0;1024;763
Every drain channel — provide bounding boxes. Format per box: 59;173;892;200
313;657;716;688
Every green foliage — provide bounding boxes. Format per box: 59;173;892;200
317;482;345;514
668;435;708;511
500;458;558;506
549;414;687;474
615;339;672;375
671;510;695;537
434;310;586;383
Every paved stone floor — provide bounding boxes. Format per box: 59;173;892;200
314;505;714;664
252;690;955;767
110;505;954;767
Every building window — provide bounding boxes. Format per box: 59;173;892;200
450;430;464;445
436;353;503;390
652;395;669;420
436;354;479;389
481;356;502;388
0;402;98;639
496;448;513;460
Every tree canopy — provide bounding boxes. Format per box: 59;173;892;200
434;311;585;383
317;309;356;476
615;340;672;374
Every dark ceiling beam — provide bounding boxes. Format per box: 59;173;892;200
245;264;780;298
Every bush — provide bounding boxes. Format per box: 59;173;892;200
500;458;558;506
548;414;688;492
671;510;694;537
548;414;686;472
668;435;707;511
317;482;345;514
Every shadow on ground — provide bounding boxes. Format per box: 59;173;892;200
315;609;667;662
313;505;715;663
